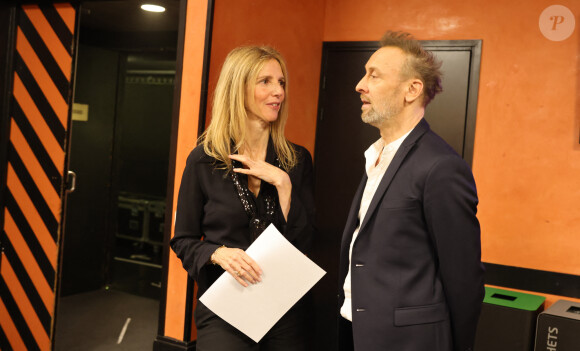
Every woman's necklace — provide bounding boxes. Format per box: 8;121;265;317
230;152;281;242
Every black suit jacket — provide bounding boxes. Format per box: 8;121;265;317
338;119;484;351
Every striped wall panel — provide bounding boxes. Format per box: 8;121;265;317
0;3;76;351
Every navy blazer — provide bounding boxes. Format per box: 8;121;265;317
338;119;484;351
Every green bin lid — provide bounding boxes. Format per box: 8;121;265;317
483;286;545;311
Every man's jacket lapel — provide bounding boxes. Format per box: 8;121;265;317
357;119;430;235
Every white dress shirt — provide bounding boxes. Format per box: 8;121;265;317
340;131;411;321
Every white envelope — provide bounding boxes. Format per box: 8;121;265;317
199;224;326;342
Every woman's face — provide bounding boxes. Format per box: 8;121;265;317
246;59;285;124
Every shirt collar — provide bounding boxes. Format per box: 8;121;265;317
363;130;412;174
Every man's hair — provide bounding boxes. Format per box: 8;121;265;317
380;31;443;106
200;46;296;171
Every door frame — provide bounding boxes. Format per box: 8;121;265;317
0;4;17;237
318;40;482;166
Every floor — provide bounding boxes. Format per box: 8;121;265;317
54;289;159;351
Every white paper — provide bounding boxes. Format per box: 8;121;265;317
199;224;326;342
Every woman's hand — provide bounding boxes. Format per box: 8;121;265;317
211;246;262;287
229;154;292;219
229;154;289;187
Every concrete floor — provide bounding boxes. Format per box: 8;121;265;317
54;289;159;351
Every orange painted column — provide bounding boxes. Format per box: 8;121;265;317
162;0;210;342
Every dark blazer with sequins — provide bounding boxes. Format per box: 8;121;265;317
170;139;315;297
338;119;485;351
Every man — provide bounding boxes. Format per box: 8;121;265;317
338;31;485;351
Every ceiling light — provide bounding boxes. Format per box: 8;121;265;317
141;4;166;12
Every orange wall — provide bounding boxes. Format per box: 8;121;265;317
322;0;580;278
203;0;580;275
208;0;326;156
202;0;580;281
171;0;579;332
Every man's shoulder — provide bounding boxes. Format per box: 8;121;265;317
408;129;473;175
418;129;461;158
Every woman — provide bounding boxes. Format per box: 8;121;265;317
170;46;315;350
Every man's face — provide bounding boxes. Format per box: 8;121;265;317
355;46;408;126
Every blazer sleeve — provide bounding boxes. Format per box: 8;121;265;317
170;150;220;281
423;155;485;351
280;146;316;254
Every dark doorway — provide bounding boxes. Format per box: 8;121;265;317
55;1;179;349
309;40;482;350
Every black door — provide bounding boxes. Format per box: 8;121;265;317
309;40;482;350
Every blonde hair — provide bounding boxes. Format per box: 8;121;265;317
200;46;297;171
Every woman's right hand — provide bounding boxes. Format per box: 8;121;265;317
211;246;262;287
